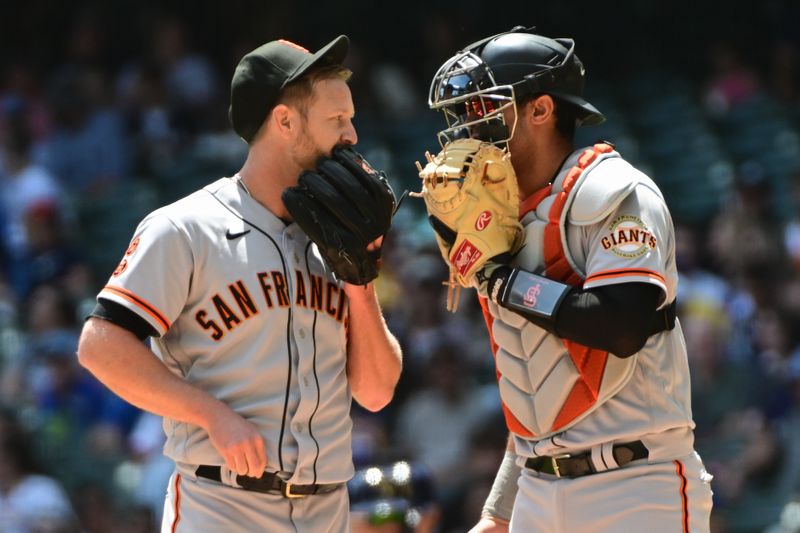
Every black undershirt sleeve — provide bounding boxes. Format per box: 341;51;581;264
88;298;158;341
524;282;663;358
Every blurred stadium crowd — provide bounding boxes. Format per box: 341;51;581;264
3;2;800;532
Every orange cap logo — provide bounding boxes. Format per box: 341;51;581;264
278;39;309;53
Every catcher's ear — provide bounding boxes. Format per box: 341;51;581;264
530;95;555;125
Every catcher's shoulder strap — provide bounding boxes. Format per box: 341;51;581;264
521;143;621;285
563;145;637;226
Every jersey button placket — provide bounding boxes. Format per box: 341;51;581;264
281;230;298;356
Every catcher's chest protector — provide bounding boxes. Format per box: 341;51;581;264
482;143;637;439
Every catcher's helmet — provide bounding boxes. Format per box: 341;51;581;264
429;26;605;144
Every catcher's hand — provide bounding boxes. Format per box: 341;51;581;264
415;138;522;300
282;145;397;285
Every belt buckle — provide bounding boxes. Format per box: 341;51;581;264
551;453;571;478
282;481;306;499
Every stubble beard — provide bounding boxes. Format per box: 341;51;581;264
291;124;326;172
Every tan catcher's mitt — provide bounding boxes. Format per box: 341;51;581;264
414;138;523;311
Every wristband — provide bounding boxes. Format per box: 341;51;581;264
482;451;521;522
499;268;572;320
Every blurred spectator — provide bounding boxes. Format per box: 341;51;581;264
681;296;735;429
116;15;219;142
114;14;233;189
7;283;140;492
1;283;83;408
115;60;181;176
784;219;800;274
115;503;156;533
764;497;800;533
349;460;441;533
707;160;788;281
703;406;783;532
0;111;62;260
689;303;791;531
31;329;112;441
0;275;24;410
752;306;798;394
703;40;760;117
769;351;800;522
36;66;130;197
113;411;172;526
0;406;79;533
674;223;729;306
155;17;219;123
673;221;759;364
389;246;493;375
4;200;93;303
437;411;507;533
782;171;800;274
392;343;501;505
0;63;53;144
351;404;396;470
70;481;116;533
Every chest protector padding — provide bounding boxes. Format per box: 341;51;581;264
484;143;639;439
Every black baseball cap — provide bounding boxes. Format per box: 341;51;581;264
229;35;350;143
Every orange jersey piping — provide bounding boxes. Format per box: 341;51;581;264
674;460;690;532
102;285;171;331
170;473;182;533
584;268;667;287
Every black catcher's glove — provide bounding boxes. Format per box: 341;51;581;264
282;145;397;285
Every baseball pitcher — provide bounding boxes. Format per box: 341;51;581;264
77;35;402;532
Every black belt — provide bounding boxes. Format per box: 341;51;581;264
524;440;648;478
650;300;677;336
195;465;343;498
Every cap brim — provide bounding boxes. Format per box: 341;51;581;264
286;35;350;84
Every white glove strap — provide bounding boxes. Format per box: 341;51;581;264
474;262;506;298
482;451;521;522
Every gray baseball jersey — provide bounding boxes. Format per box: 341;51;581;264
98;176;355;528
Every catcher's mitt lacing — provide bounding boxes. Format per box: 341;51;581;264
411;150;465;312
412;140;522;312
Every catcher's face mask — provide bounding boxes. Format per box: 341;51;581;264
428;51;517;147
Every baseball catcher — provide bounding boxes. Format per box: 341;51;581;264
283;144;397;285
416;24;711;533
414;138;523;310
